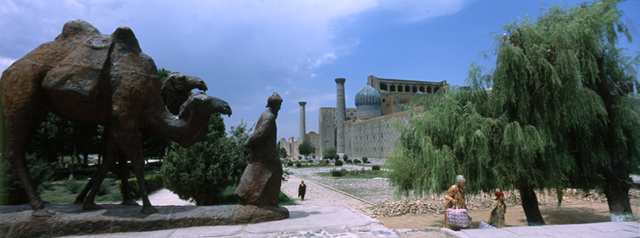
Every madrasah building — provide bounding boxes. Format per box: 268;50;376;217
279;75;449;160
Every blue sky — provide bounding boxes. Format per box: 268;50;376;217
1;0;639;141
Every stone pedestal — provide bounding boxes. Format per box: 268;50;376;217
0;204;289;237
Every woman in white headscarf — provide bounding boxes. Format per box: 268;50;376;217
444;175;467;229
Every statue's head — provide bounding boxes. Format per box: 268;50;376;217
266;92;283;111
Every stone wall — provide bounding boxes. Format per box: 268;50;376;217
318;107;356;157
344;110;415;158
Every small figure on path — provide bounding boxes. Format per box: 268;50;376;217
236;92;284;207
298;181;307;200
444;175;470;230
488;190;507;228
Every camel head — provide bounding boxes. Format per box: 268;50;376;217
181;92;232;117
162;73;208;93
174;92;232;147
161;73;210;115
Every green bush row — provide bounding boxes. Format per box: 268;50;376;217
121;173;164;199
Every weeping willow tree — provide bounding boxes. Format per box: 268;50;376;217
387;0;639;225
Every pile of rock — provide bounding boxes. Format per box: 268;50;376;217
366;188;640;218
366;192;506;218
367;199;443;217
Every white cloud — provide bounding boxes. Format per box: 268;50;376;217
0;57;16;73
0;0;469;139
378;0;467;23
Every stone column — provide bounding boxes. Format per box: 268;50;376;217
335;78;346;153
298;101;306;143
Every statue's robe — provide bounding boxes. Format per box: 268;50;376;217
235;109;283;207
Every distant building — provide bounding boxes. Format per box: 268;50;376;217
280;75;448;160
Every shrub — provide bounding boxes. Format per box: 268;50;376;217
0;155;54;205
330;169;342;177
372;165;381;170
97;179;114;196
65;180;83;193
345;159;352;163
323;147;337;159
295;162;302;167
354;159;362;164
125;173;164;199
53;166;99;181
334;160;344;166
362;157;369;163
287;162;294;167
343;154;349;161
161;117;252;205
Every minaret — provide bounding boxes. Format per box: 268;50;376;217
335;78;346;153
299;101;307;143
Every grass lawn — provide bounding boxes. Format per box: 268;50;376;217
316;168;388;179
40;179;122;204
40;181;295;206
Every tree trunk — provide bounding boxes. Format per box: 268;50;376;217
556;188;563;207
603;158;635;221
595;54;635;221
519;183;545;226
69;144;77;179
82;152;88;165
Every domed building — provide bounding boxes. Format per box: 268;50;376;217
280;75;449;160
355;85;381;120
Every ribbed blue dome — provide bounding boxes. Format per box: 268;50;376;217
355;85;381;119
355;86;382;107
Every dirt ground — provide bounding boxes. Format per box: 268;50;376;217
377;197;640;230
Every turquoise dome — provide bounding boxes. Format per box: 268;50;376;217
355;85;381;119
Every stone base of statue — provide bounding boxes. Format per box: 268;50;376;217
0;203;289;237
233;204;289;223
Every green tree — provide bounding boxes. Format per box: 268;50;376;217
298;141;315;159
573;2;639;221
322;147;337;160
158;67;173;81
277;142;288;159
387;0;639;225
161;115;251;205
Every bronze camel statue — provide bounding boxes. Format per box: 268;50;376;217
1;19;231;216
73;72;209;206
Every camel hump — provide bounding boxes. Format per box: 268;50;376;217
55;19;101;42
42;21;110;98
111;26;141;53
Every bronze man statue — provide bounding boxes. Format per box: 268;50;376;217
235;92;283;207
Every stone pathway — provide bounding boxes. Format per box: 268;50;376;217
136;188;195;206
280;174;371;211
58;166;639;238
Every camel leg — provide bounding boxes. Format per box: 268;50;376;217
82;138;118;210
118;154;139;206
75;146;138;206
74;174;94;204
113;132;156;214
2;64;53;216
75;127;112;204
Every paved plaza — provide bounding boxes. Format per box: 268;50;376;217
55;172;640;238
